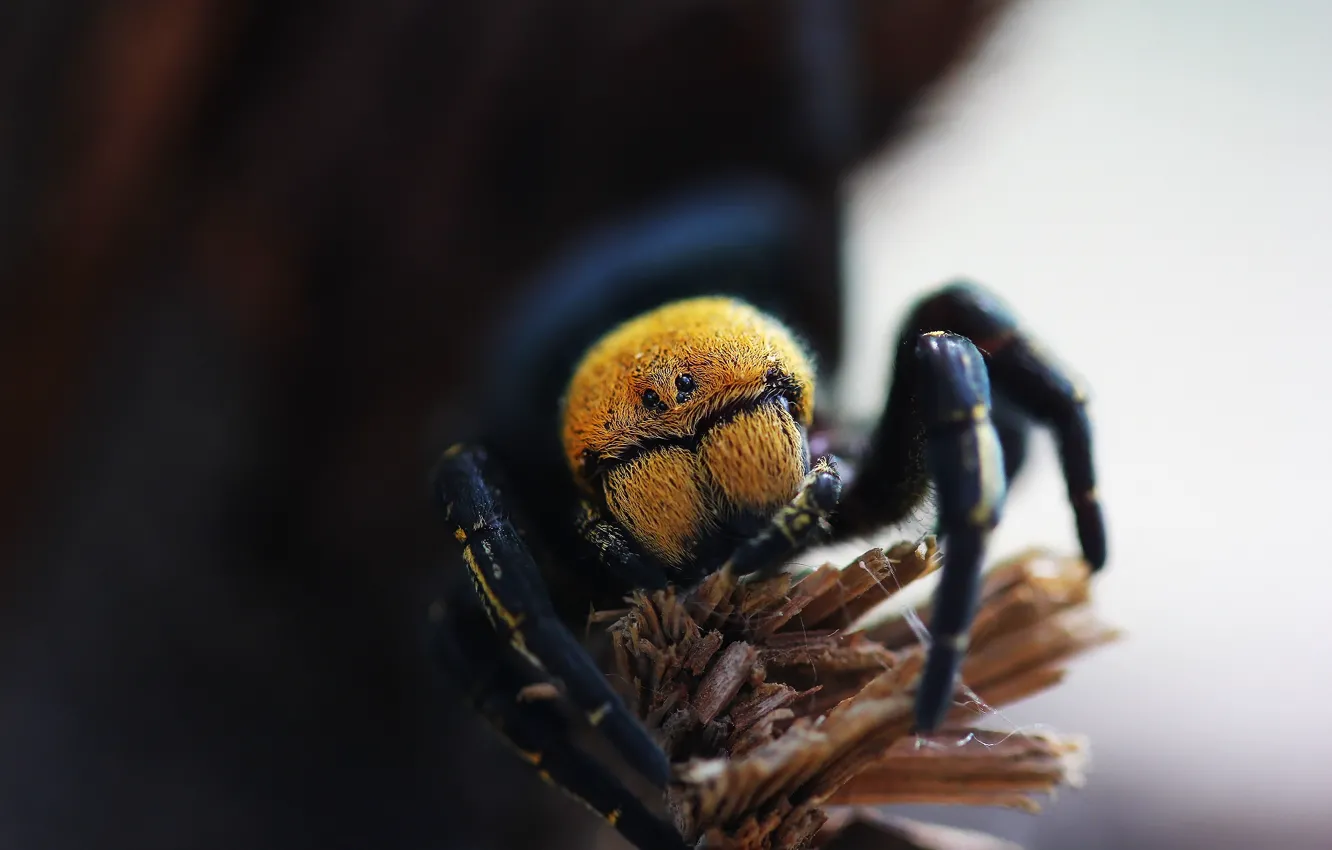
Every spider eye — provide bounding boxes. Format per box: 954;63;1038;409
641;389;665;411
765;367;799;400
674;374;695;403
579;448;598;472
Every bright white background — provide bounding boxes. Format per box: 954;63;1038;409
837;1;1332;847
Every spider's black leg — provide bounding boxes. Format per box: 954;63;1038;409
903;281;1106;570
721;457;843;579
832;281;1106;732
912;333;1007;732
574;501;673;592
430;593;688;850
831;325;1006;732
991;399;1031;484
432;444;672;788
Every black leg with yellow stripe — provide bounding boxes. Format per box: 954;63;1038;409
835;331;1006;733
832;281;1107;734
936;282;1106;571
897;281;1105;571
721;457;842;579
911;331;1007;732
432;444;672;789
574;500;674;592
430;592;688;850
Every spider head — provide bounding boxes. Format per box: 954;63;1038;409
562;297;815;568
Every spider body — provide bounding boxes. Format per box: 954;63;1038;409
427;186;1106;850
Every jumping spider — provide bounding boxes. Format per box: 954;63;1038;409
428;183;1105;850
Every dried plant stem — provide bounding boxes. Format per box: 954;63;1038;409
600;541;1119;850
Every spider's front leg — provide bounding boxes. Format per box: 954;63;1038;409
573;501;674;592
430;589;688;850
836;333;1006;732
721;456;843;579
914;332;1006;731
906;282;1106;569
833;281;1107;733
431;444;672;789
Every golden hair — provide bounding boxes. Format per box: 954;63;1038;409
562;297;815;565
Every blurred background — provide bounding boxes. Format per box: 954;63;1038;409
2;1;1328;849
840;2;1332;847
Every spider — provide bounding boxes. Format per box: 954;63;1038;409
426;180;1106;850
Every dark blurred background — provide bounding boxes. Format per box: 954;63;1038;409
4;1;1328;849
0;1;1003;848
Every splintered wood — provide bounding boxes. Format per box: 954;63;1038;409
604;541;1119;850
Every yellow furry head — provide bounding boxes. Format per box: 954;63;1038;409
562;297;816;566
